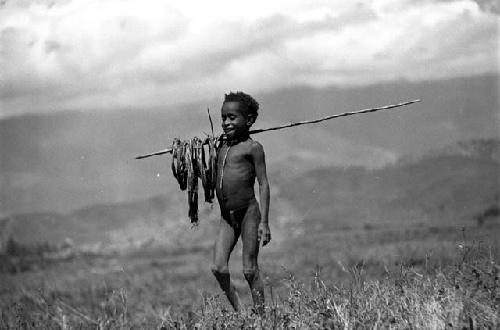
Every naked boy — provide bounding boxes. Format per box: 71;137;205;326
211;92;271;314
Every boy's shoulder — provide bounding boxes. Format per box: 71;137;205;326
245;138;265;153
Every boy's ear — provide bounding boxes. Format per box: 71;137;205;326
247;113;256;125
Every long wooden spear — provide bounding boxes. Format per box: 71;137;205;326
135;99;421;160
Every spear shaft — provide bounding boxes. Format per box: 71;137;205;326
249;99;420;134
135;99;420;160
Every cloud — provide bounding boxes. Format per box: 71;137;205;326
470;0;500;14
0;0;497;116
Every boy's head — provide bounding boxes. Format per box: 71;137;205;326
223;91;259;119
221;91;259;139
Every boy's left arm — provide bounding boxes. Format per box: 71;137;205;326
252;142;271;246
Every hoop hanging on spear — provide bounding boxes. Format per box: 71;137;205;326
136;99;421;224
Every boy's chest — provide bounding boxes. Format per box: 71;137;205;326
217;143;253;169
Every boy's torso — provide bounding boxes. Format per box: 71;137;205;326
216;138;256;211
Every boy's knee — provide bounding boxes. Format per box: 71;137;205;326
211;264;229;277
243;267;259;282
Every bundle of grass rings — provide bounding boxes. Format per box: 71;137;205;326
171;136;220;224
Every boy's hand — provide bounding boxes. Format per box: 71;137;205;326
258;223;271;246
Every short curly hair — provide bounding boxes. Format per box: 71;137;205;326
224;91;259;119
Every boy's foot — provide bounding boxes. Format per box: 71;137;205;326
250;306;265;317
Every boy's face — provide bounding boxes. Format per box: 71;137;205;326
221;101;253;139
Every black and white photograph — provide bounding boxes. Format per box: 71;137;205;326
0;0;499;328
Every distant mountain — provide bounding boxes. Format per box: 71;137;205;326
426;139;500;162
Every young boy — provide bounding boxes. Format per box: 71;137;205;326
211;91;271;314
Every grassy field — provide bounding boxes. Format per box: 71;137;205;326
1;221;498;329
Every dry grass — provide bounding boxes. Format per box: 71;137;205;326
1;235;499;329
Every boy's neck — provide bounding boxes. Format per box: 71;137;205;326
226;132;250;145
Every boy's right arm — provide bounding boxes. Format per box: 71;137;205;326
251;142;271;246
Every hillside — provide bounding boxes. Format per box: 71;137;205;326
278;139;500;231
1;139;498;250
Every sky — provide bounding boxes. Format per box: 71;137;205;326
0;0;498;118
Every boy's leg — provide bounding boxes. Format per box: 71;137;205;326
212;217;241;311
241;201;265;314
